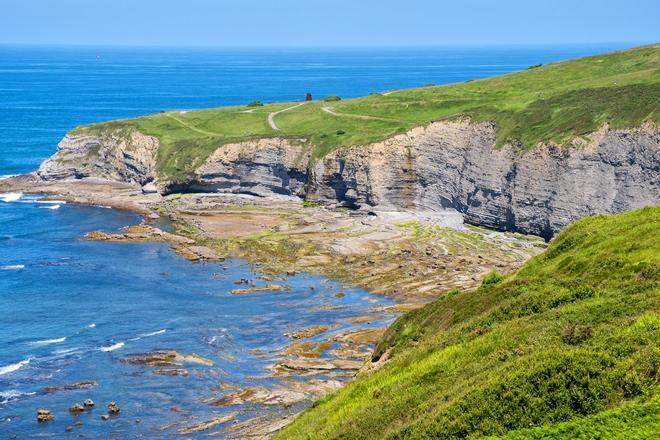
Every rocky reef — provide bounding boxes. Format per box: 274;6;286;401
34;120;659;238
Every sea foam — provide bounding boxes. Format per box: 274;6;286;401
0;192;23;203
140;329;167;337
0;358;31;376
30;337;66;346
99;342;124;352
0;389;36;403
0;265;25;270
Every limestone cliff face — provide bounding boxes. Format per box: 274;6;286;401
36;121;659;238
175;138;310;197
307;121;659;238
37;131;159;185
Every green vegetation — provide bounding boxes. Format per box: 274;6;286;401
324;95;342;102
277;207;660;439
302;200;321;208
481;271;504;286
72;44;659;182
246;100;264;107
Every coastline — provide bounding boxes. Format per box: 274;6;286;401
1;175;545;435
0;175;545;302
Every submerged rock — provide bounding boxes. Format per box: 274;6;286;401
153;368;189;376
36;409;54;422
43;381;97;393
107;402;120;415
83;399;95;407
178;412;237;435
121;350;213;367
284;325;330;339
69;403;85;414
230;284;284;295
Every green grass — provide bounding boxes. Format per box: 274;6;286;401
72;44;660;182
276;207;660;439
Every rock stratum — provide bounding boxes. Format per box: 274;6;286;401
34;120;659;239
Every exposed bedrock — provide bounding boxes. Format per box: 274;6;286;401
181;138;310;197
307;121;659;239
33;121;659;238
37;132;159;185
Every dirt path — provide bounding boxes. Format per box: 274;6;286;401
268;103;307;131
321;106;405;123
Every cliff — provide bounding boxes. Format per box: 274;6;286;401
35;120;659;239
28;44;660;238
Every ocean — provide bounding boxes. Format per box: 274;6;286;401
0;44;625;437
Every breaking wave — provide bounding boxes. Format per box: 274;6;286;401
99;342;124;352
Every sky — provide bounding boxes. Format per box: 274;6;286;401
1;0;659;47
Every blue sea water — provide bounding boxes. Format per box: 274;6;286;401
0;44;627;437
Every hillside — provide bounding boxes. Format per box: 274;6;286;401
277;207;660;439
71;44;660;182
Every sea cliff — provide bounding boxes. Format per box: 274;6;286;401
33;120;659;239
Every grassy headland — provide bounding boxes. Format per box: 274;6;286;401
71;44;660;181
277;207;659;438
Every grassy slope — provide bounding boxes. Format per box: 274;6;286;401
277;207;660;439
72;44;660;181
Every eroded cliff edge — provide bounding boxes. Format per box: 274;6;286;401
32;120;659;239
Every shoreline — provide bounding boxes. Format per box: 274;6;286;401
0;175;546;302
0;175;546;436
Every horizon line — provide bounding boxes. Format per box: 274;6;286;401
0;40;655;51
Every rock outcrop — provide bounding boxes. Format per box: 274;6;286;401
37;131;159;186
30;121;659;238
307;121;659;239
179;138;310;197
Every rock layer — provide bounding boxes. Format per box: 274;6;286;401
308;121;660;238
38;131;159;186
33;121;659;238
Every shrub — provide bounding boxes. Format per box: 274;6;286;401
561;324;593;345
482;271;504;286
302;200;320;208
324;95;341;102
336;130;346;136
246;100;263;107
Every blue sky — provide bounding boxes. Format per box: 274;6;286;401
1;0;658;47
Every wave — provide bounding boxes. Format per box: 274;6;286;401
87;323;96;328
140;329;167;337
39;204;61;210
30;337;66;346
99;342;124;352
0;265;25;270
53;347;80;355
0;358;31;376
36;200;67;205
0;389;36;404
0;174;18;180
0;192;23;202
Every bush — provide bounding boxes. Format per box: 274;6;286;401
302;200;320;208
336;130;346;136
324;95;341;102
246;100;263;107
482;271;504;286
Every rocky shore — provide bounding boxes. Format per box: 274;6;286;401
25;119;660;239
14;117;658;437
0;174;546;436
